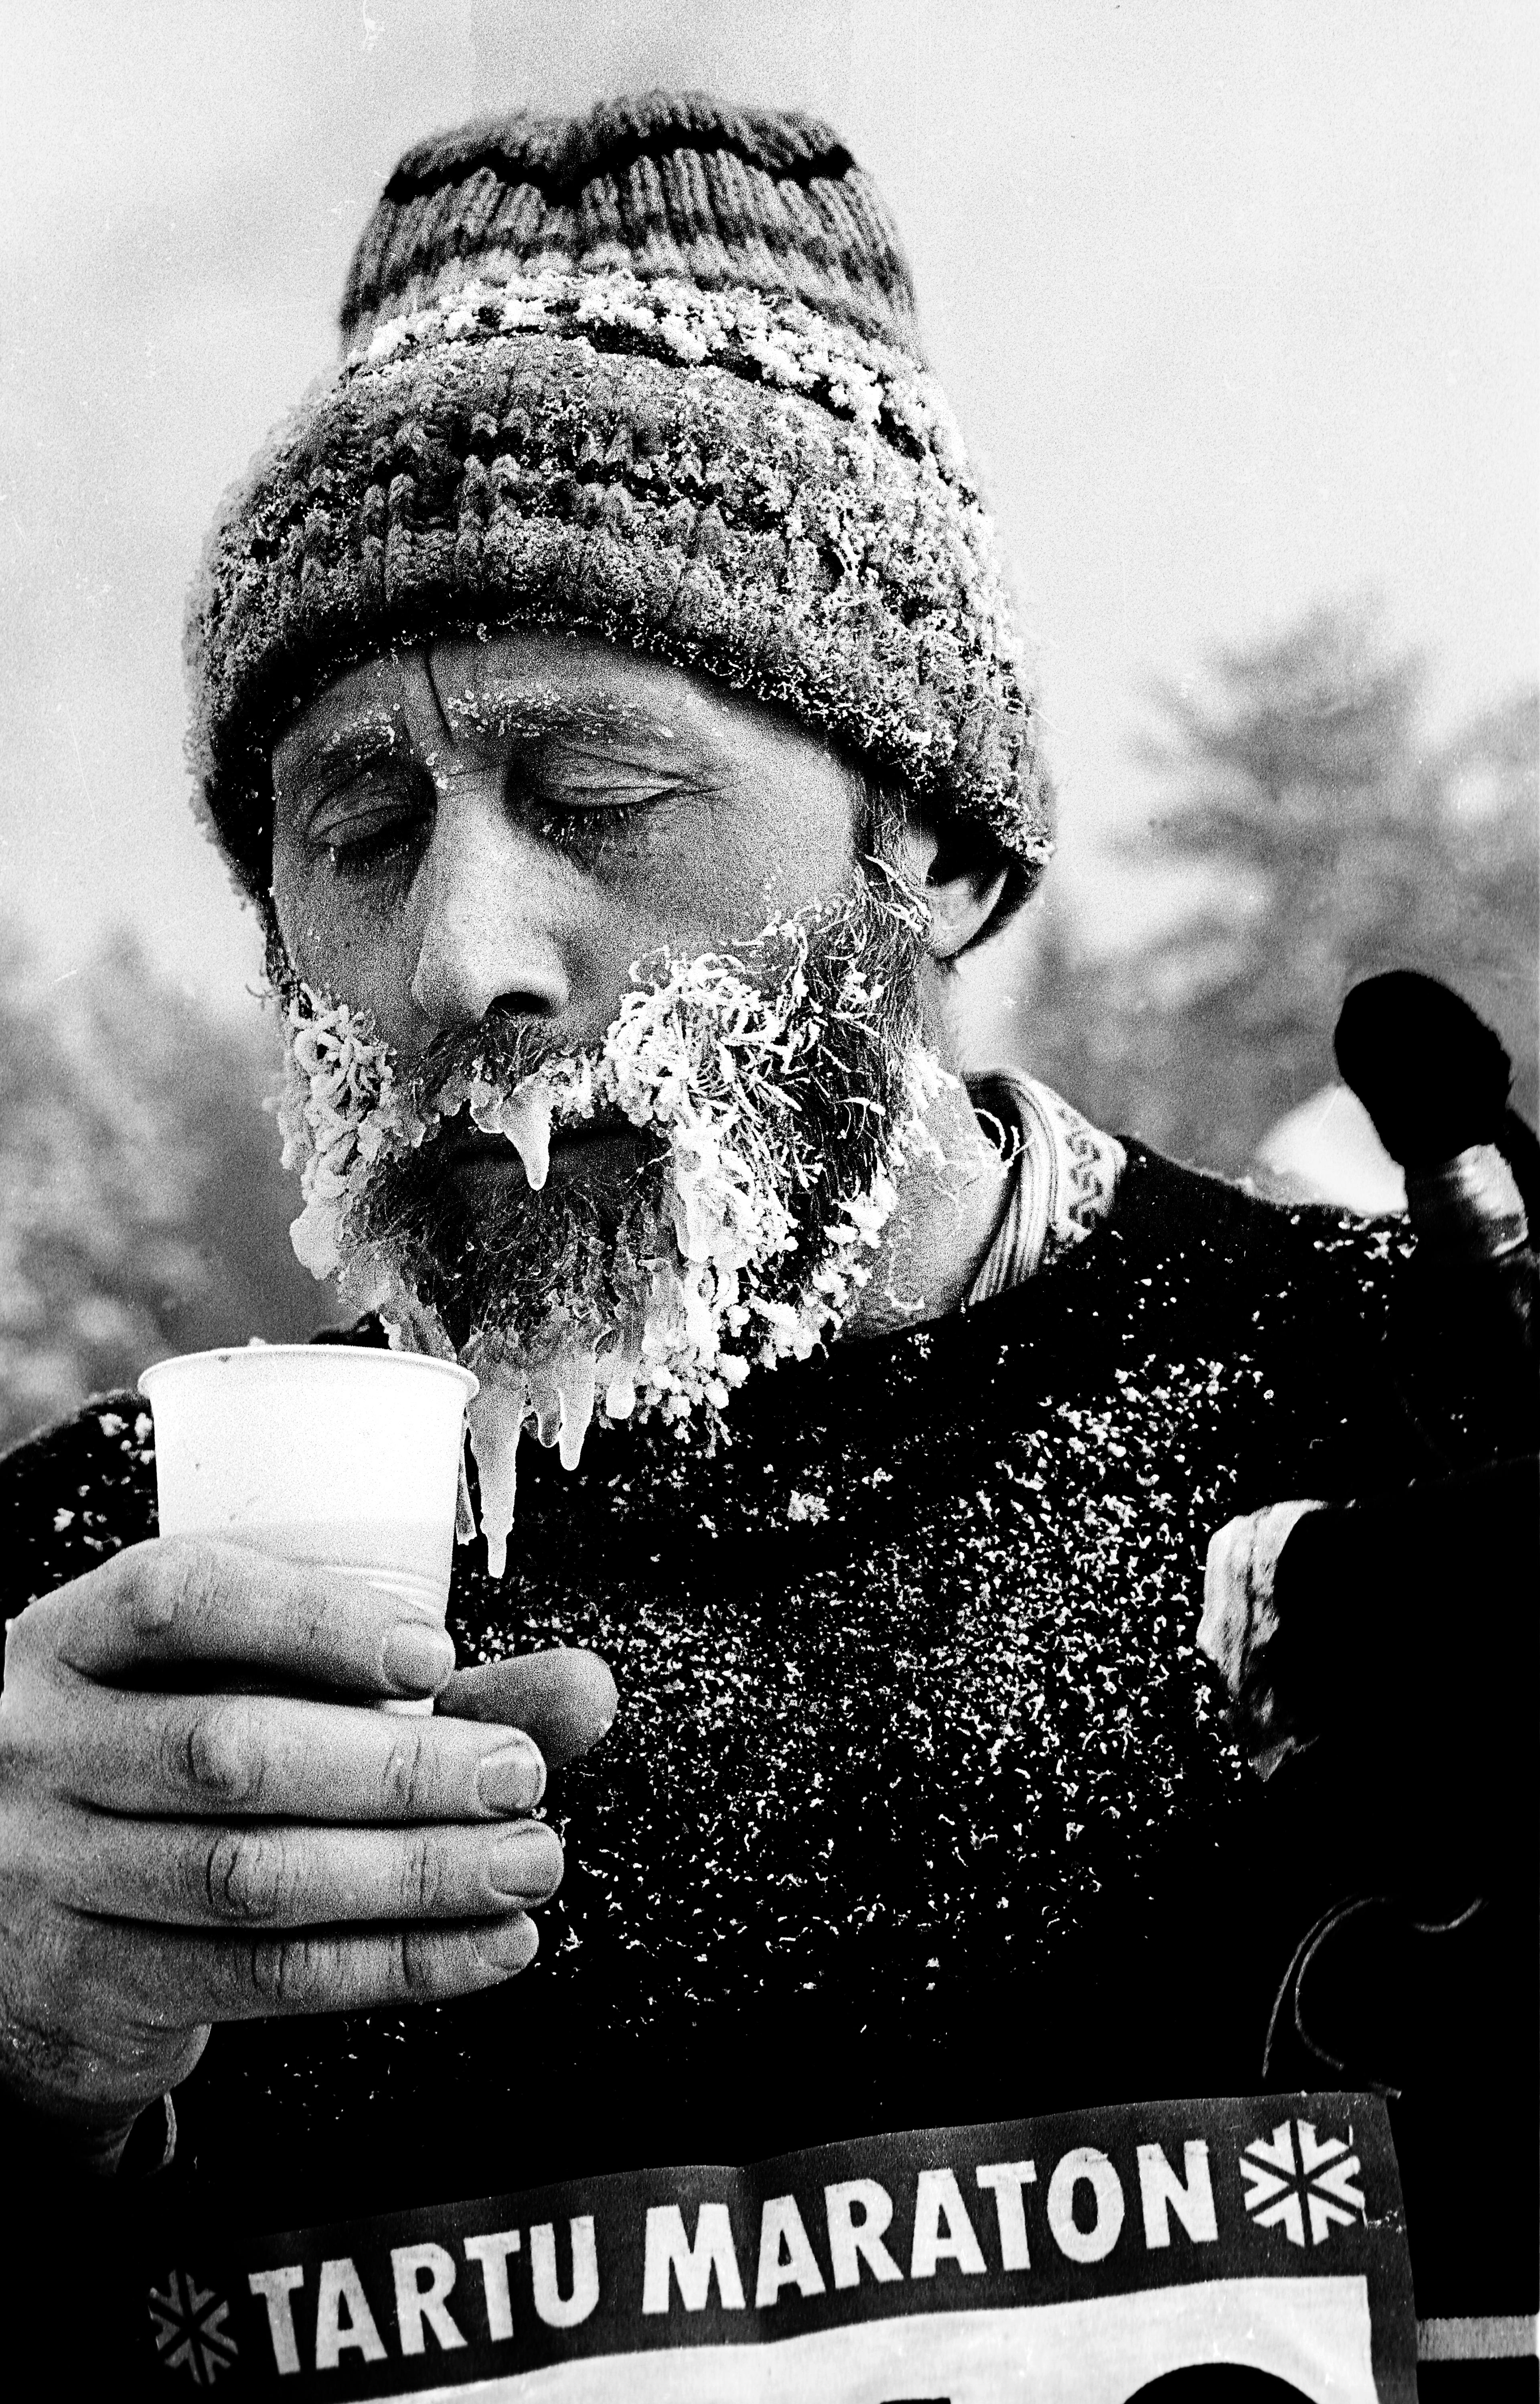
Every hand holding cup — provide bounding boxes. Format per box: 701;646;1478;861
0;1348;616;2155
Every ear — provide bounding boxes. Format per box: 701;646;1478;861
891;817;1011;961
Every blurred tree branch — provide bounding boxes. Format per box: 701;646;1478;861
0;922;336;1451
1025;602;1538;1176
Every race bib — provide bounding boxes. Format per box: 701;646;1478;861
142;2091;1416;2400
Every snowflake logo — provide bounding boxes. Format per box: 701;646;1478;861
1239;2118;1367;2247
146;2270;239;2383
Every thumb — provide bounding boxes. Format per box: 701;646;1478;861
438;1646;618;1769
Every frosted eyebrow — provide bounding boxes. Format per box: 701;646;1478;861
275;712;409;798
438;682;687;751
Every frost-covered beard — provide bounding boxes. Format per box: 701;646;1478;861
271;877;938;1573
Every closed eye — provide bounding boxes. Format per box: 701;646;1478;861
509;737;692;863
325;810;429;878
519;792;652;869
310;766;434;883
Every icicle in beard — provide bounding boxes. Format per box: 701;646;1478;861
352;869;932;1571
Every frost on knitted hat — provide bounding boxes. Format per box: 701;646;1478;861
187;92;1054;913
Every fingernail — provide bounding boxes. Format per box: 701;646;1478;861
382;1622;456;1694
475;1915;539;1973
477;1741;546;1814
489;1825;562;1900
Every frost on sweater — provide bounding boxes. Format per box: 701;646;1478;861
0;1143;1471;2216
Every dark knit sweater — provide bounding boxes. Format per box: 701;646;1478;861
0;1145;1515;2254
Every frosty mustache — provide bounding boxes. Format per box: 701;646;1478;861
269;888;941;1575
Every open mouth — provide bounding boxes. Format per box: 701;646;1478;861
443;1114;651;1189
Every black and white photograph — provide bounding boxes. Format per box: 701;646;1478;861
0;5;1535;2396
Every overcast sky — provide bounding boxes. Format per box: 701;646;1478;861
1;0;1535;1024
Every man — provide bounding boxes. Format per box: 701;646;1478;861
0;93;1528;2311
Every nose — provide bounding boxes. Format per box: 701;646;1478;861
408;781;571;1034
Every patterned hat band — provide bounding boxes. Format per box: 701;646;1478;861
187;263;1054;907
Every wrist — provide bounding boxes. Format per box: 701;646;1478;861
0;2071;169;2177
0;2030;154;2174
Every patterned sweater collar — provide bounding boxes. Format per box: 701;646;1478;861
963;1070;1126;1304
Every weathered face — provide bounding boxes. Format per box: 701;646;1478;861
271;621;925;1320
265;632;1001;1557
270;630;880;1229
271;629;864;1061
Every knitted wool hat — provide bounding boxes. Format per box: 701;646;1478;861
187;93;1053;914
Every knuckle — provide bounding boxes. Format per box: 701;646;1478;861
42;1905;91;1993
395;1926;454;2003
0;1676;33;1780
15;1810;89;1915
176;1704;263;1809
5;1585;83;1695
294;1591;333;1665
377;1729;440;1820
2;1600;42;1680
202;1828;285;1925
8;1891;82;1999
247;1933;326;2009
129;1536;203;1639
399;1832;450;1918
0;1654;69;1790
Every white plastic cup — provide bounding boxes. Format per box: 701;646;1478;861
138;1345;478;1715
